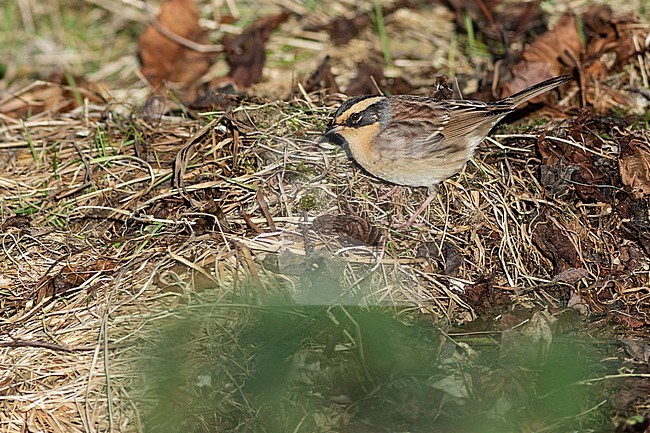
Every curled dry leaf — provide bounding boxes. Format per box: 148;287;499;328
138;0;215;95
345;58;415;96
619;139;650;199
0;75;103;119
312;214;382;246
217;12;290;89
0;215;31;231
580;6;645;112
537;113;621;203
500;4;646;113
431;76;454;100
36;260;116;303
531;212;579;274
551;267;588;284
446;0;546;42
304;0;415;46
303;55;340;94
416;241;462;275
345;61;385;96
462;277;511;318
500;13;580;102
499;311;556;368
582;5;641;68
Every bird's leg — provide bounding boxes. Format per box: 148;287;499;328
378;185;401;200
397;185;438;228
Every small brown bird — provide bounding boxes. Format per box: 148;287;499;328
321;75;572;226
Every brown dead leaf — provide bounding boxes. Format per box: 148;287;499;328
461;277;510;318
500;311;556;367
447;0;545;42
304;0;414;46
567;291;589;316
416;241;462;275
460;277;528;332
582;5;641;65
0;75;103;118
312;214;382;246
138;0;215;96
345;58;416;96
303;55;340;94
616;197;650;255
537;113;621;202
0;82;65;118
431;76;454;100
346;61;384;96
36;259;116;303
305;11;370;46
620;139;650;199
500;13;580;102
579;6;643;112
1;215;31;231
612;311;648;329
532;212;579;274
622;339;650;363
216;12;290;89
551;267;589;284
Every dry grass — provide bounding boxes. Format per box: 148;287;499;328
1;0;650;432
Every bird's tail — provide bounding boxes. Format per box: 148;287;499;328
495;75;573;108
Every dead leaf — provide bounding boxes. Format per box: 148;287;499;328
305;12;370;46
446;0;545;42
551;267;588;284
345;61;384;96
500;311;556;367
345;58;415;96
612;311;647;329
460;276;511;321
532;212;579;274
431;76;454;100
500;13;580;102
416;241;462;275
0;75;103;118
217;12;290;89
622;339;650;363
567;291;589;315
304;0;414;46
138;0;215;96
35;260;116;303
1;215;31;231
141;95;175;119
384;76;416;95
312;214;382;246
620;139;650;199
582;5;640;65
190;84;249;111
616;197;650;255
303;55;340;94
537;113;621;202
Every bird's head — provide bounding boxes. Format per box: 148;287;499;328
320;95;390;151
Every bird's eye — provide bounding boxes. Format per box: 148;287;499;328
348;112;363;125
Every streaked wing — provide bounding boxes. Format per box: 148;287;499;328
439;100;507;139
376;96;450;160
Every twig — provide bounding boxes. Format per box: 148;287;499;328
0;338;91;353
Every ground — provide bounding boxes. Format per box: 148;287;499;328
0;1;649;432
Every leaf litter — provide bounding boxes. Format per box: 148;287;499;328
0;0;649;432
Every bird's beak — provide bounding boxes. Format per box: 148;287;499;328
319;125;346;147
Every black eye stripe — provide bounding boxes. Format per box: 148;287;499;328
348;112;363;124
